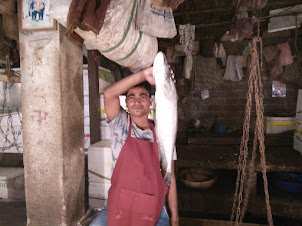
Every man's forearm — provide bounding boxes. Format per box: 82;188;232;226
168;161;179;225
104;67;153;121
104;68;151;99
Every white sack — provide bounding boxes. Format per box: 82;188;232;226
136;0;177;38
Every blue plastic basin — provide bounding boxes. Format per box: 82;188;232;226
274;173;302;193
214;124;229;134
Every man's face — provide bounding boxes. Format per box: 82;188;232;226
126;87;152;118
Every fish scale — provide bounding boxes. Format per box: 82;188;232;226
153;51;178;186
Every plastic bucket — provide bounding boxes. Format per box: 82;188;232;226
264;117;296;134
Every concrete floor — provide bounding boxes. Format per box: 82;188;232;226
0;199;26;226
2;197;301;226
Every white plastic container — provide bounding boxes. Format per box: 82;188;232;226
264;117;296;134
296;89;302;121
294;120;302;154
0;167;24;199
88;140;112;200
88;140;112;183
89;181;111;200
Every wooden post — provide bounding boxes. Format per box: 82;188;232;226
87;50;101;145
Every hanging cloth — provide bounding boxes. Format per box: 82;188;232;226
277;42;293;67
213;43;227;66
234;18;256;41
224;55;244;81
179;24;195;56
192;55;224;91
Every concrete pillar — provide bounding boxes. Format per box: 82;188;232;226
19;25;85;225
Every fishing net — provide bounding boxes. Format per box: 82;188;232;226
0;77;22;155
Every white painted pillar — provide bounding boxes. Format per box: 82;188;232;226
19;24;85;225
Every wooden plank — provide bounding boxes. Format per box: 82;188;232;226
0;153;23;167
188;133;293;147
180;218;265;226
176;144;302;173
87;50;101;145
0;73;21;83
174;7;233;16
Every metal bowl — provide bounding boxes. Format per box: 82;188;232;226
178;168;217;189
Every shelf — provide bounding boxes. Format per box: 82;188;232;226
177;169;302;224
176;145;302;173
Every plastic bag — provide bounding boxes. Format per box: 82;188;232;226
136;0;177;38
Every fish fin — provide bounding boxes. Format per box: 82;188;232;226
164;172;171;187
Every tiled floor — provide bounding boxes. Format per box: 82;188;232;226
0;199;26;226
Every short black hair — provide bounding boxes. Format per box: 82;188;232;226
126;81;151;97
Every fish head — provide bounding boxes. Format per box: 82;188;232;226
153;51;171;86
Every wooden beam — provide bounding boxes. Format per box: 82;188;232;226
195;21;232;28
176;21;232;28
87;50;101;145
268;0;302;7
173;0;302;17
176;10;302;29
174;7;233;16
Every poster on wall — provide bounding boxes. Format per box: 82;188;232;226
18;0;57;32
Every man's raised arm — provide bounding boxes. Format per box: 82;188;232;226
103;67;154;121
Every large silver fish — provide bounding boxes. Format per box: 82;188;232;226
153;52;178;186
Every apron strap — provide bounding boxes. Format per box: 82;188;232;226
149;121;157;144
128;119;132;139
128;119;157;144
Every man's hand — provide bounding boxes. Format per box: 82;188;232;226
145;65;176;86
169;66;176;83
170;215;179;226
142;66;155;85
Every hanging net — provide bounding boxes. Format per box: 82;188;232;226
0;74;22;155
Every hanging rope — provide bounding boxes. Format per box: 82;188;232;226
230;36;273;226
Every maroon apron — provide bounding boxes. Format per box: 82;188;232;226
107;120;168;226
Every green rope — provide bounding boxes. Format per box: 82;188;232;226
116;31;143;61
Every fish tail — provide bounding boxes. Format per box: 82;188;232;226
164;172;171;187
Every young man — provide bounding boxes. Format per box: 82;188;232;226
90;67;179;226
